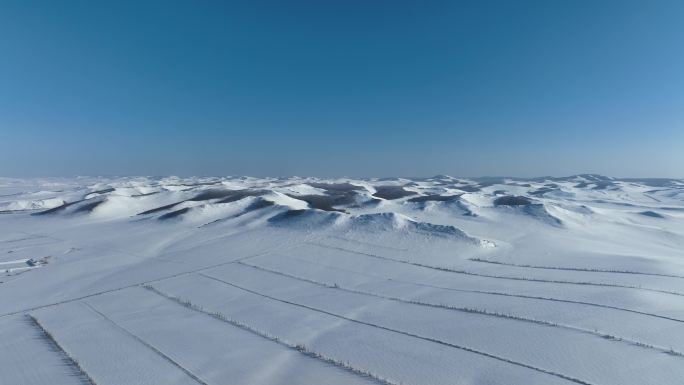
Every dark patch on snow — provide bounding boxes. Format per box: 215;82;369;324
73;199;105;213
473;177;507;187
407;195;475;216
576;174;613;182
592;181;617;190
373;186;417;200
245;198;275;211
158;207;190;220
639;211;665;218
430;181;451;186
523;204;563;226
289;194;351;212
660;207;684;212
565;175;617;190
215;190;268;204
198;198;275;226
308;182;362;193
529;187;555;197
268;208;343;228
32;200;81;215
270;209;307;220
507;183;531;187
353;198;383;208
291;183;363;211
407;194;461;203
89;187;115;195
137;202;184;215
454;185;481;192
131;191;160;197
494;196;532;206
189;189;240;201
409;221;473;238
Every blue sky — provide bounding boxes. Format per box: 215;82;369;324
1;0;682;177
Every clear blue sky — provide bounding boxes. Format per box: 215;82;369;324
1;0;682;177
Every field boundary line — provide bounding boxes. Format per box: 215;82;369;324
468;257;684;279
236;260;684;357
143;284;398;385
26;314;98;385
279;251;684;324
306;242;684;297
197;271;595;385
81;302;210;385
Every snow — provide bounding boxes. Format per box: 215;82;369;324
0;315;86;385
1;175;684;384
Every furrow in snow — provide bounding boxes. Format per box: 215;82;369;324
197;272;594;385
236;260;684;357
468;258;684;279
306;242;684;298
25;314;97;385
0;249;276;318
275;252;684;325
142;285;398;385
29;301;206;385
80;302;210;385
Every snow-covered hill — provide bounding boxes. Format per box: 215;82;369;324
1;175;684;385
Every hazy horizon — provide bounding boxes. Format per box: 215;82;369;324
1;173;682;181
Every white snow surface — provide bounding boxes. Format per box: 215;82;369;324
1;174;684;385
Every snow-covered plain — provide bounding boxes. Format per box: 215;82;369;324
1;174;684;385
